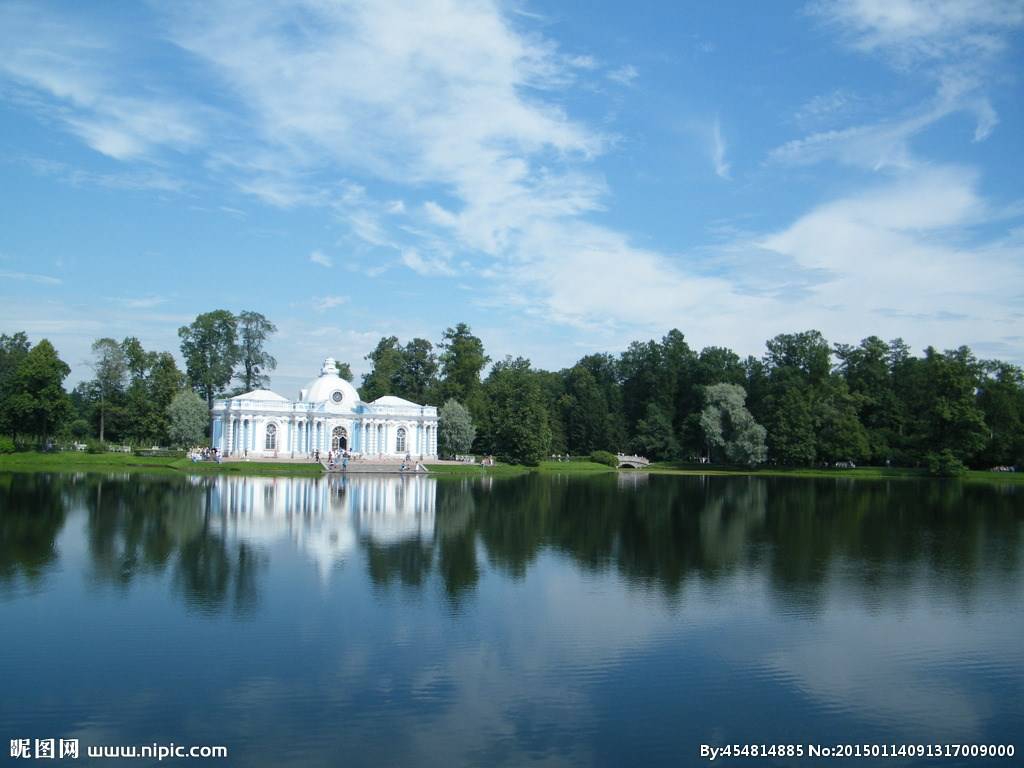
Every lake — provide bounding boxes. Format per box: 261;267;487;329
1;471;1022;766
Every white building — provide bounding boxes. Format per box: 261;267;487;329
210;358;438;459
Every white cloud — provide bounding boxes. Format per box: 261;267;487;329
607;64;638;86
711;118;731;179
309;250;333;268
0;270;62;285
752;165;1024;354
312;295;348;312
810;0;1024;64
400;248;455;276
0;4;203;161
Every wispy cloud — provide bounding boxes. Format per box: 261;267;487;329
810;0;1024;65
607;65;638;86
309;250;333;268
0;4;203;161
0;270;62;285
711;118;730;179
312;295;348;312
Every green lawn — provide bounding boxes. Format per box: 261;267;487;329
0;451;323;476
644;462;1024;484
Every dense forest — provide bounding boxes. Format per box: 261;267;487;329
2;309;1022;474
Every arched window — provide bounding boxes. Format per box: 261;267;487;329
265;423;277;451
396;427;407;453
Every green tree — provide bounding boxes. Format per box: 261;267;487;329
562;364;610;454
395;338;439;402
0;332;31;439
235;310;277;392
167;390;209;447
438;399;476;456
89;338;128;442
976;362;1024;466
334;360;354;380
479;357;551;465
360;336;404;400
631;402;680;461
765;386;816;465
699;383;767;465
8;340;71;444
178;310;239;411
438;323;489;414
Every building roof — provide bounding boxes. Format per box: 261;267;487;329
370;395;423;408
230;388;289;401
299;358;361;408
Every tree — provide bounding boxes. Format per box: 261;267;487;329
395;338;439;402
167;390;208;447
334;360;354;381
631;402;680;461
178;310;239;411
562;365;610;454
438;399;476;456
360;336;404;400
765;386;816;465
89;338;127;442
479;357;550;465
235;310;277;392
699;383;767;466
0;332;31;439
438;323;489;413
8;340;71;445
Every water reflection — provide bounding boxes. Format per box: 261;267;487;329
1;472;1021;612
1;471;1022;765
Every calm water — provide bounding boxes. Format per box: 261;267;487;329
1;471;1022;767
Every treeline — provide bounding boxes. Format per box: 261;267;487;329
3;314;1023;473
358;326;1024;474
0;309;278;450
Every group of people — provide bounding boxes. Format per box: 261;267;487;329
188;447;221;463
399;453;428;473
324;449;350;471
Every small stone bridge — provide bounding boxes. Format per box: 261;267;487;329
616;454;649;469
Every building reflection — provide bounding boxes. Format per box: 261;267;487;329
207;474;437;581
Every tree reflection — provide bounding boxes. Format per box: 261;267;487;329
1;471;1019;614
0;473;68;585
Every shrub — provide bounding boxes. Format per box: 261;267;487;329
927;449;967;477
0;436;15;454
590;450;618;467
85;439;106;454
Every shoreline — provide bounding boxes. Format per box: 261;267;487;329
0;452;1020;484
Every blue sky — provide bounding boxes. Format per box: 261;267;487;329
1;0;1022;395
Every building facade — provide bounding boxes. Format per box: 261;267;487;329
210;358;439;459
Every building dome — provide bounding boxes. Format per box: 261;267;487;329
299;358;361;409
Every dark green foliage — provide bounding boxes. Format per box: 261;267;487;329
0;436;14;454
631;403;679;461
927;449;968;477
438;323;489;415
235;310;277;392
178;310;239;410
361;336;439;403
478;357;551;466
590;450;618;467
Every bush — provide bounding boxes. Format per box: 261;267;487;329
85;439;107;454
927;449;967;477
0;436;15;454
590;450;618;467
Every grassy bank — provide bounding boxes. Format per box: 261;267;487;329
427;459;614;476
644;462;1024;484
0;452;323;476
